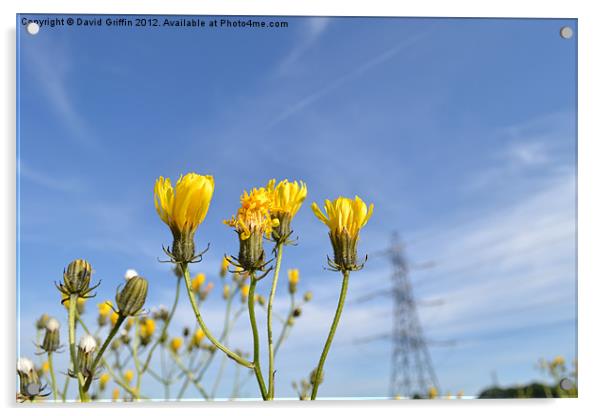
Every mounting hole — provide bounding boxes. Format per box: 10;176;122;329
559;378;574;391
560;26;573;39
26;22;40;35
25;382;40;396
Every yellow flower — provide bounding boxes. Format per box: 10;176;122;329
224;187;278;241
311;196;373;240
191;273;206;294
266;179;307;217
312;196;373;271
428;386;438;399
288;269;300;285
288;269;300;294
139;318;156;339
551;355;566;368
241;284;250;301
41;361;49;373
219;256;229;278
124;369;134;384
98;301;113;318
154;173;215;235
110;311;120;327
112;387;120;401
191;329;205;348
170;337;183;353
99;373;110;390
223;284;231;300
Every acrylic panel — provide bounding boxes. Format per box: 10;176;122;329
16;14;577;402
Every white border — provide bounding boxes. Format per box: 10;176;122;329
2;1;600;416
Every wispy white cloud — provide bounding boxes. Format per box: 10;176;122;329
19;160;83;192
276;18;330;75
23;39;99;149
266;31;429;130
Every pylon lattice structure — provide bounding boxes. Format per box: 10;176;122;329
388;233;439;399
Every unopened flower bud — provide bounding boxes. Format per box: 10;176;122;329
303;291;313;302
309;368;323;386
152;305;169;321
124;269;138;280
77;335;97;377
116;276;148;317
35;314;50;330
17;357;41;400
292;307;302;318
120;329;131;344
62;259;93;295
41;318;61;352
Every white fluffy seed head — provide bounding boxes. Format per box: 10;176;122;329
79;334;97;353
46;318;60;332
17;357;34;374
124;269;138;280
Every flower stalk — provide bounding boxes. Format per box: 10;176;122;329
266;242;284;399
248;275;268;400
310;270;350;400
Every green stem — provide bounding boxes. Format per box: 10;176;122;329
169;350;210;400
141;276;182;373
310;270;350;400
267;242;284;399
182;264;253;369
248;276;268;400
177;286;239;400
76;315;145;400
133;318;143;398
274;292;295;356
60;372;70;402
68;294;87;401
83;314;126;393
47;352;58;401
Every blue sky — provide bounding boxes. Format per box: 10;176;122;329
17;15;577;400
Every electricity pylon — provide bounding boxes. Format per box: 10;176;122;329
387;232;439;398
353;232;441;398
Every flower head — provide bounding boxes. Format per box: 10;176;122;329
241;284;250;302
266;179;307;243
124;370;134;385
138;317;156;346
154;173;215;263
224;187;277;241
154;173;215;235
312;196;373;239
170;337;183;353
312;196;373;271
191;273;206;294
190;329;205;349
224;187;278;272
99;373;110;391
288;269;300;294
